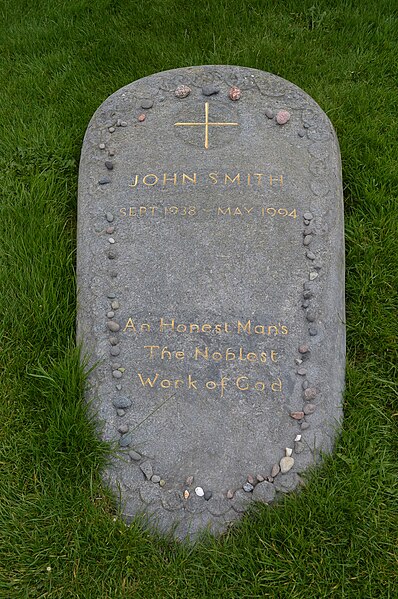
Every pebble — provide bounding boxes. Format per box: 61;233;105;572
247;475;255;485
306;250;316;260
107;321;120;332
99;143;106;150
112;397;131;409
271;463;280;477
175;85;191;98
119;433;132;447
264;107;274;119
243;482;254;492
151;475;161;483
303;212;313;220
252;481;276;503
204;490;212;501
108;251;117;260
141;99;153;109
108;127;115;133
111;300;120;310
116;409;125;417
106;212;114;222
110;347;120;356
112;370;122;379
107;311;115;318
299;344;310;354
195;486;204;497
276;110;290;125
303;290;313;299
297;368;307;376
256;474;265;482
295;434;302;441
309;326;318;336
290;411;304;420
295;358;303;365
301;422;310;430
294;441;304;454
229;86;241;101
302;300;310;308
302;380;309;390
118;424;129;434
226;489;234;499
159;479;166;487
106;226;115;234
298;130;305;137
108;149;115;156
266;476;274;483
304;219;310;225
115;384;122;391
303;227;313;236
105;161;114;170
304;387;317;401
99;177;111;185
280;456;294;474
107;292;116;299
306;310;316;322
202;85;219;96
303;235;313;246
309;271;318;281
140;461;153;480
183;490;190;499
119;121;127;127
108;238;115;244
285;447;293;457
304;403;316;415
129;450;142;461
109;336;118;346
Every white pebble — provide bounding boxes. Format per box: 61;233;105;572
309;271;318;280
295;434;302;442
195;486;204;497
280;456;295;474
109;237;115;244
285;447;293;457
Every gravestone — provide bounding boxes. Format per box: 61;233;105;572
77;66;345;539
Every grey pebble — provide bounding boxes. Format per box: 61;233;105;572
267;476;274;483
265;107;274;119
109;336;118;345
304;387;317;400
119;433;132;447
303;290;313;299
151;475;161;483
243;482;254;492
294;441;304;454
110;270;118;277
202;85;219;96
298;130;305;137
107;292;116;299
112;370;122;379
271;463;280;477
119;121;127;127
118;424;129;434
112;397;131;409
108;149;115;156
252;481;276;503
304;403;316;415
141;99;154;109
116;409;125;417
303;212;313;220
301;422;310;430
303;235;313;246
107;311;115;318
108;126;115;133
112;363;121;369
302;300;310;308
99;177;111;185
303;227;313;236
106;212;114;222
185;475;194;485
297;368;307;376
94;225;103;233
306;310;316;322
108;251;117;260
204;490;212;501
105;161;114;170
306;250;316;260
107;321;120;332
110;347;120;357
99;143;106;150
309;326;318;336
129;450;142;461
111;300;120;310
140;460;153;480
302;380;309;390
115;384;122;391
256;474;265;482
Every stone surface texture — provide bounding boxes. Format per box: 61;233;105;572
77;65;345;540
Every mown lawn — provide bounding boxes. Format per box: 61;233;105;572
0;1;397;597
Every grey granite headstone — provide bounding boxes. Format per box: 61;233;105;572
77;66;345;539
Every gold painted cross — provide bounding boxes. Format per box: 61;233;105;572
174;102;239;149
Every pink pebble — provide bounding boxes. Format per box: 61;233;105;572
138;114;146;122
276;110;291;125
229;86;241;101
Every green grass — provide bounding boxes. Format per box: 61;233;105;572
1;0;397;597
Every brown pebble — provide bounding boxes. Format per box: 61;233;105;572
304;387;317;401
247;475;255;485
175;84;191;98
304;403;316;415
226;489;234;499
106;226;115;234
290;411;305;420
138;114;146;122
271;463;280;478
185;475;194;485
183;490;190;499
256;474;265;482
298;344;310;354
229;86;241;101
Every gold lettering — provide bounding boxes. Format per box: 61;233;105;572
123;318;136;332
137;373;159;387
160;378;172;388
160;346;172;360
224;173;240;185
201;324;212;332
119;207;127;216
244;207;254;214
281;325;289;335
271;351;279;362
189;324;200;333
271;377;283;392
159;318;174;332
246;352;257;362
253;173;264;185
176;323;187;332
175;351;185;360
254;381;266;391
140;323;151;332
143;174;158;186
254;325;265;335
195;347;209;360
209;172;218;184
233;207;243;216
144;345;160;358
218;207;231;215
236;376;249;391
237;320;251;334
268;325;278;336
163;173;177;185
182;173;197;185
188;375;197;389
270;175;283;187
129;207;136;216
130;175;138;187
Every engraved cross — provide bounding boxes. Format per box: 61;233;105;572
174;102;239;149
